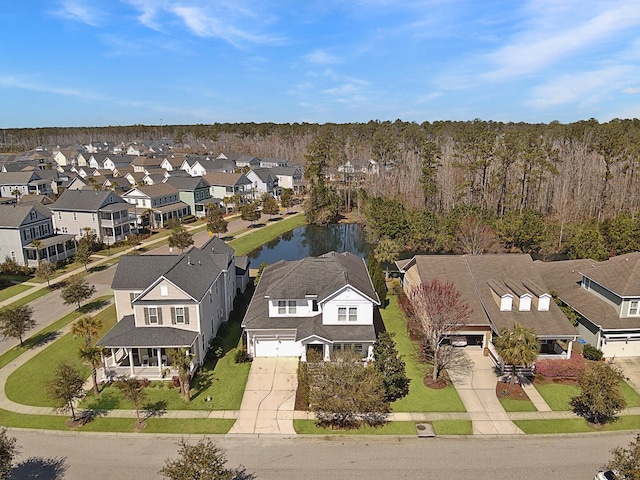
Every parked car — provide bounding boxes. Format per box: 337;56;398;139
594;471;616;480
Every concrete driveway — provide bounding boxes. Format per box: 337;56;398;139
612;357;640;395
229;357;298;435
448;348;524;435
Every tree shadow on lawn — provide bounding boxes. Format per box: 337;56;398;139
267;217;282;222
84;388;121;410
144;400;168;418
88;264;109;273
13;456;68;480
190;374;214;402
221;235;235;241
26;331;61;350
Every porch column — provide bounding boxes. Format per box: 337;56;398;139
110;348;116;366
128;348;134;376
323;344;330;361
301;345;307;362
366;345;374;361
157;349;162;373
566;340;573;359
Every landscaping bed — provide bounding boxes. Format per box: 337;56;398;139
496;380;537;412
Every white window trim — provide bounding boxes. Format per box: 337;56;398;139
175;307;185;324
148;307;159;324
629;300;640;317
160;285;169;297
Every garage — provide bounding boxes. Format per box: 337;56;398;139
254;337;300;357
601;337;640;358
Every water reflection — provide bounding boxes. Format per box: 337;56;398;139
247;223;371;264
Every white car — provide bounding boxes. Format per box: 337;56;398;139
594;471;616;480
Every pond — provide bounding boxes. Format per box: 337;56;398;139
247;223;372;265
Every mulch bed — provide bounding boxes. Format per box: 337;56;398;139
294;381;308;411
424;376;447;389
496;380;529;400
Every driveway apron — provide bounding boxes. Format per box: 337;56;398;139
229;357;298;435
612;357;640;395
449;348;524;435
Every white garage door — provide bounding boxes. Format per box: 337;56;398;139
602;339;640;358
254;338;300;357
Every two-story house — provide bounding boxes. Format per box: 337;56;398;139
203;172;253;211
122;183;190;228
0;171;56;198
96;237;246;380
271;165;305;194
537;252;640;357
397;254;578;366
49;190;132;243
242;251;381;361
0;203;76;267
164;176;214;217
245;168;279;199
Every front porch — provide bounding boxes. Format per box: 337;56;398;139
97;346;195;382
25;234;76;267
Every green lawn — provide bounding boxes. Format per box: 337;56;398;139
0;283;33;303
0;408;234;433
381;295;465;412
4;286;50;309
0;296;112;369
81;295;252;412
5;305;117;406
498;396;538;412
535;379;640;411
514;415;640;434
229;213;306;256
293;419;473;435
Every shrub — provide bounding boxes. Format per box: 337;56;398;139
209;336;223;350
234;349;251;364
216;322;230;338
181;214;197;224
582;344;604;361
535;356;586;378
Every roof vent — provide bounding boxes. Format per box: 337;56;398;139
187;256;191;265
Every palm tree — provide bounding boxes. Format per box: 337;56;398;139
494;322;539;386
71;316;102;347
31;239;43;267
168;348;194;402
79;345;105;396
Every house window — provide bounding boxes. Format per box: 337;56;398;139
338;307;347;322
148;307;158;324
10;251;16;262
57;212;62;220
278;301;287;314
61;227;68;233
348;307;357;321
175;307;185;324
73;212;77;221
160;285;168;296
312;300;318;312
288;301;297;314
629;300;640;317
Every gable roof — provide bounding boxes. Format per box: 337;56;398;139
130;183;179;197
203;172;250;187
403;254;576;337
579;252;640;296
0;171;40;185
248;168;273;182
164;176;209;191
111;236;234;301
260;251;379;304
50;189;127;211
0;203;52;227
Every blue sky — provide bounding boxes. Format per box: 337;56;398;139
1;0;640;128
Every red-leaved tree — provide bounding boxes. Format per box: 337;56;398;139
407;279;472;381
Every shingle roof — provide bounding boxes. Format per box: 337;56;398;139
405;254;576;337
164;176;209;191
536;258;640;330
0;171;39;185
112;255;182;290
96;315;198;348
0;203;52;227
133;183;179;197
50;189;127;211
579;252;640;296
203;172;250;186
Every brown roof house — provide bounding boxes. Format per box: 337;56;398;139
397;254;578;368
537;252;640;358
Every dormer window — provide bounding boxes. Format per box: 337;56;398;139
629;300;639;316
518;294;532;311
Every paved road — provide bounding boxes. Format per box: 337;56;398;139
8;430;634;480
0;266;115;355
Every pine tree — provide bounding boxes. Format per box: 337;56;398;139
372;332;410;402
367;253;387;307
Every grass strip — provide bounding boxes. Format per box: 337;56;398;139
228;214;306;256
0;295;113;369
535;379;640;411
514;415;640;434
0;408;233;434
431;419;473;435
4;287;50;309
498;397;538;412
382;295;465;413
0;284;33;303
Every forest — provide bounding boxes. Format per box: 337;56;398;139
4;118;640;260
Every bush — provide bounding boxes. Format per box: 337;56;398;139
181;214;197;224
209;336;223;350
535;356;586;378
234;349;251;364
216;322;230;338
582;344;604;361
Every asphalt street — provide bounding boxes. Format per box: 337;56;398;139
9;430;634;480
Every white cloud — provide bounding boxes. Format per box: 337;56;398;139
0;75;104;100
305;49;343;65
527;65;637;107
52;0;102;26
483;1;640;81
623;87;640;94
